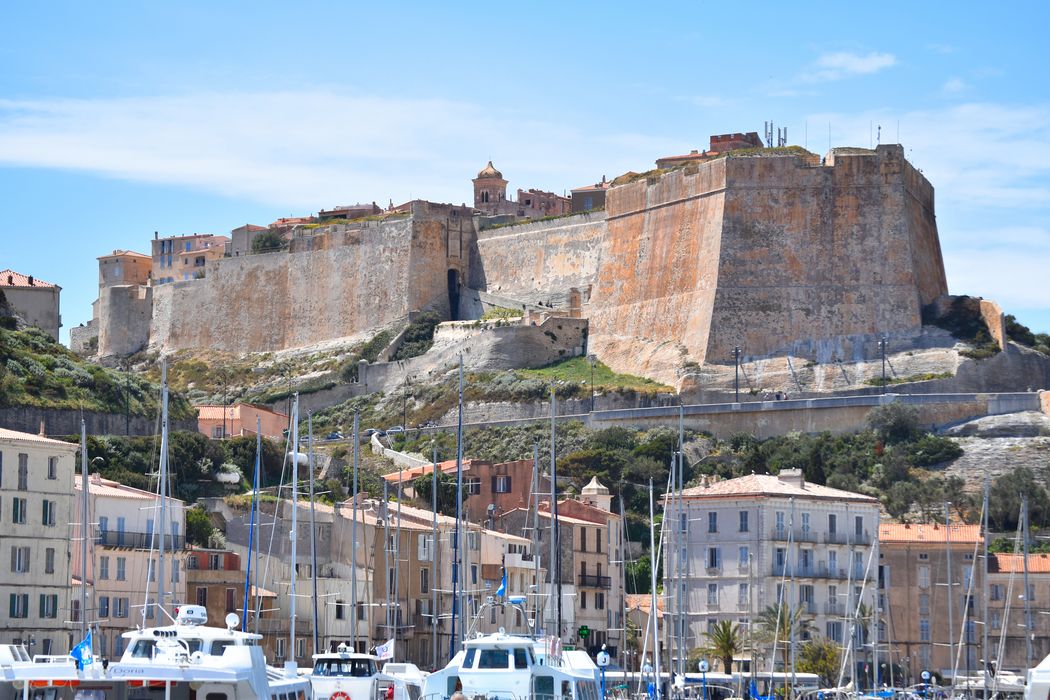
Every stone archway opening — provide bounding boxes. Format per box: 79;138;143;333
447;269;460;320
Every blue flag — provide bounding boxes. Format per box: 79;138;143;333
70;630;93;669
496;569;507;597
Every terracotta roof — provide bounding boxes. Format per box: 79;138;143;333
879;523;983;545
626;593;665;616
0;427;79;449
0;269;58;289
679;472;878;503
990;553;1050;574
382;459;474;483
76;474;184;503
98;250;150;260
196;404;287;421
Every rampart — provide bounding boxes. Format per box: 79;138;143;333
145;203;476;354
97;284;152;357
587;144;948;381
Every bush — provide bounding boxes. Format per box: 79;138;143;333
391;312;443;361
866;403;920;444
251;231;286;253
340;329;394;382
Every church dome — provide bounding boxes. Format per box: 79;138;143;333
582;476;610;496
476;161;503;179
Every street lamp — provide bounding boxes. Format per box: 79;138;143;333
733;346;741;402
878;336;887;393
587;354;598;413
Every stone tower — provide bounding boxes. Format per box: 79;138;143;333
473;161;507;213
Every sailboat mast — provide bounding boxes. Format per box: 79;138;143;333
351;409;359;651
308;414;319;654
395;471;403;654
157;359;169;620
532;443;540;632
677;404;685;679
79;419;89;639
384;478;392;634
945;502;955;682
450;356;464;659
649;478;661;700
243;417;261;631
982;477;990;696
1022;494;1034;669
288;394;300;672
551;386;562;640
432;438;439;667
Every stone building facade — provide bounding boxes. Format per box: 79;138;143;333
987;552;1050;674
0;270;61;340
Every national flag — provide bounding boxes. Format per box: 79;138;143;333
70;630;93;669
374;638;395;660
496;569;507;597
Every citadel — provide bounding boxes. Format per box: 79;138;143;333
68;131;1045;395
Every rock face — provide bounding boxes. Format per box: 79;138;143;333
944;411;1050;438
587;145;947;381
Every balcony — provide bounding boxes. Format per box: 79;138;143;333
800;601;817;615
824;602;845;616
770;528;817;543
823;530;871;545
97;531;184;550
773;563;863;580
578;574;612;589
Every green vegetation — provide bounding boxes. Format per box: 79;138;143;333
250;230;286;253
339;329;395;383
517;356;669;394
0;325;194;418
481;306;524;321
391;312;442;361
700;620;744;674
186;505;216;546
1005;314;1050;355
922;296;1000;359
864;371;954;386
798;637;843;686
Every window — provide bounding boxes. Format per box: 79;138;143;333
991;611;1002;629
918;566;930;589
918;552;929;560
826;621;843;643
212;426;223;438
18;454;28;490
739;510;749;532
276;638;285;660
197;587;208;607
596;592;605;609
208;553;221;570
464;477;481;495
854;515;863;538
801;512;810;535
117;516;126;546
98;516;108;538
10;545;30;573
98;596;109;618
172;559;180;583
45;547;55;574
708;512;718;533
514;648;529;669
919;618;930;642
12;497;26;524
828;513;837;535
493;475;512;493
775;511;785;534
99;556;110;580
421;567;430;594
418;534;434;561
47;456;58;480
115;597;129;618
738;546;749;567
71;599;81;623
9;593;29;618
707;547;721;570
225;588;236;612
117;557;126;581
471;565;478;585
39;594;58;619
581;591;587;609
579;527;587;552
42;499;56;526
919;593;930;615
335;600;346;620
707;583;718;606
829;550;838;574
774;547;786;570
738;583;749;606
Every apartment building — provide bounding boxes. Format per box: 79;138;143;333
73;474;187;659
663;470;880;672
0;270;62;340
0;428;78;655
879;523;984;682
987;552;1050;673
151;233;229;284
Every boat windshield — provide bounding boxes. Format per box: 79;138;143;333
477;649;510;669
314;659;377;677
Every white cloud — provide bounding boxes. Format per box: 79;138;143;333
0;91;679;210
802;51;897;82
941;77;969;94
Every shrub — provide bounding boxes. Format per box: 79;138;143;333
391;312;443;361
251;230;286;253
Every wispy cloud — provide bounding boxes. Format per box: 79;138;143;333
941;77;969;94
801;51;897;83
0;91;679;210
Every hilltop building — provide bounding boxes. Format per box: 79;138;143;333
662;470;880;673
0;427;79;654
196;403;288;440
0;269;61;340
473;161;570;218
655;131;765;168
570;176;610;213
151;233;229;285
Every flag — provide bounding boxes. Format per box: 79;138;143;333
496;569;507;597
70;630;93;669
374;638;395;660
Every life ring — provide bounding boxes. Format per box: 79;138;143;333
330;692;351;700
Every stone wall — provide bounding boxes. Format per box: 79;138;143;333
0;406;196;437
473;211;607;306
979;298;1007;349
96;284;152;357
586;145;948;382
145;203;476;354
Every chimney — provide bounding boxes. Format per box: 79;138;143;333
27;275;34;286
778;468;805;488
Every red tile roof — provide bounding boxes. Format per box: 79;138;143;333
679;472;878;503
878;523;983;545
991;552;1050;574
0;427;79;448
97;250;150;260
382;459;474;483
0;269;58;289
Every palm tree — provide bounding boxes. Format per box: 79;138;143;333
756;604;815;679
703;620;744;673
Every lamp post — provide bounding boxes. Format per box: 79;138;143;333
879;336;887;393
733;346;741;402
124;359;131;436
221;371;229;440
588;354;597;413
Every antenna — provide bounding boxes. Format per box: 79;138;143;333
877;125;882;146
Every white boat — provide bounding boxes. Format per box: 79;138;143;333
309;646;425;700
424;597;601;700
0;606;311;700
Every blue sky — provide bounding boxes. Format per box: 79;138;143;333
2;2;1048;343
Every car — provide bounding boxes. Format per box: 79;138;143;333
385;425;405;435
364;428;384;438
324;432;343;441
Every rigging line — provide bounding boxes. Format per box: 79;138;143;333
257;413;294;631
636;465;675;697
951;498;986;682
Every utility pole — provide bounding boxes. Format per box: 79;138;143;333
734;346;741;402
880;337;887;393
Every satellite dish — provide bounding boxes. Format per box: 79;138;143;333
225;612;240;629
